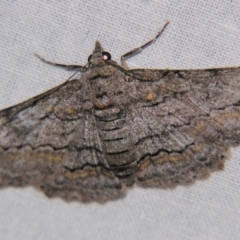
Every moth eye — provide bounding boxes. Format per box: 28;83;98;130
88;54;92;62
102;52;111;61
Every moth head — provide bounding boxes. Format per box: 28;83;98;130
88;40;111;65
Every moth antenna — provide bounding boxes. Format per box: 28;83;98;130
34;53;87;71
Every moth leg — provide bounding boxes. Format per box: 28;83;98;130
120;21;169;69
34;53;87;71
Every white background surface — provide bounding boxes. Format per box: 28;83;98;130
0;1;240;240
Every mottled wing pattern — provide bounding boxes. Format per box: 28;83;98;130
126;67;240;187
0;77;124;202
1;52;240;202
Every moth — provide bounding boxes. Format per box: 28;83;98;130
1;22;240;202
